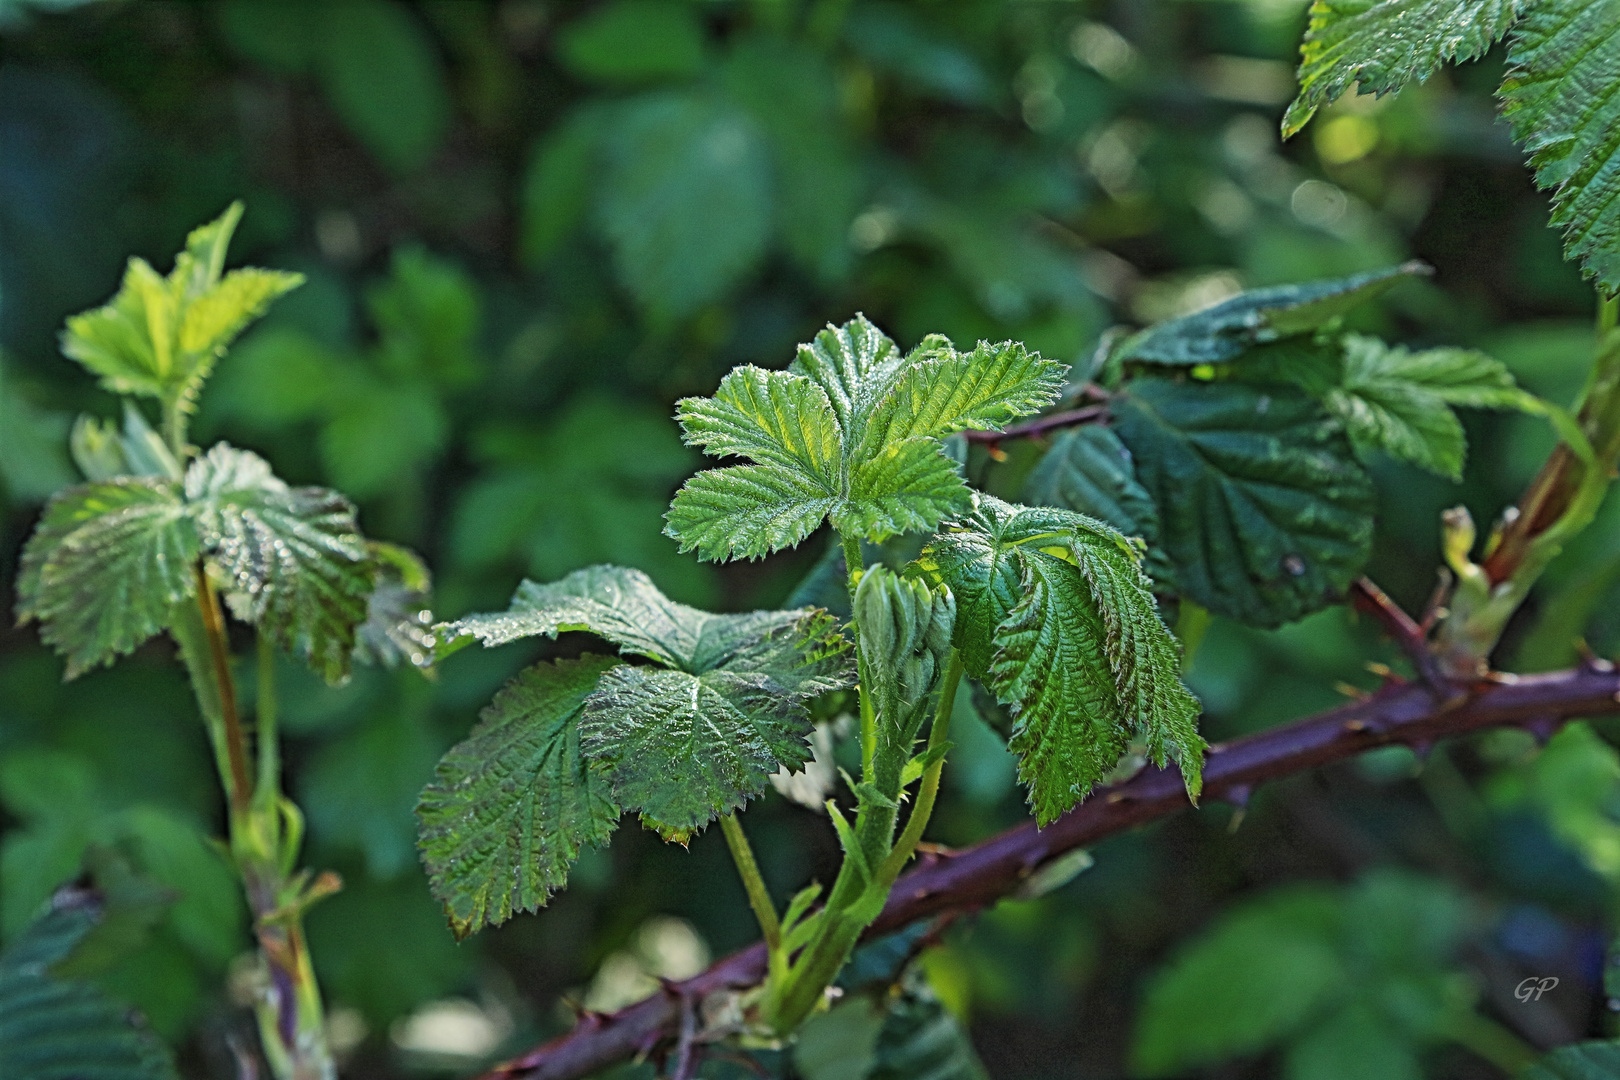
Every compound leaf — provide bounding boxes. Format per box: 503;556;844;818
1283;0;1524;136
16;480;199;679
185;444;373;684
1112;376;1375;627
1501;0;1620;292
915;495;1202;823
415;655;623;939
668;316;1058;560
1328;335;1531;479
59;203;300;412
1117;263;1429;366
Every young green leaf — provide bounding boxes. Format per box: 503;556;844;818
436;565;853;841
185;444;373;684
416;655;623;939
914;495;1203;824
1327;335;1533;479
667;316;1063;560
1112;376;1375;627
853;568;956;757
1283;0;1524;137
1116;263;1429;366
1501;0;1620;292
15;480;199;679
59;203;302;414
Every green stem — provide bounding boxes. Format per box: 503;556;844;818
194;564;252;814
720;814;785;982
841;531;879;780
1601;292;1618;335
880;650;964;881
256;635;280;809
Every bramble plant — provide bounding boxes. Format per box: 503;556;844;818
7;1;1620;1078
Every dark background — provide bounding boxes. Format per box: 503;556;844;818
1;1;1615;1076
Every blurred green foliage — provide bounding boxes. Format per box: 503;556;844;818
1;0;1618;1075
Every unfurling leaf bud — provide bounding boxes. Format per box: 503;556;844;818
854;567;956;751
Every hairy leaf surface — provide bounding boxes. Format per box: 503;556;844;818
1112;377;1375;626
1023;425;1161;556
1118;263;1428;366
16;480;198;678
416;655;622;938
915;495;1202;823
1283;0;1523;136
668;316;1062;559
185;444;373;684
1501;0;1620;291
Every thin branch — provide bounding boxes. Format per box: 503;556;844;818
961;404;1107;444
1349;577;1447;687
476;663;1620;1080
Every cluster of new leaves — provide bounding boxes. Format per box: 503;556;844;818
16;438;377;683
416;566;852;937
60;202;302;421
665;315;1066;561
913;495;1203;824
1025;264;1540;626
1283;0;1620;292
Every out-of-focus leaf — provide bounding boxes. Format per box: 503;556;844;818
15;479;198;679
1283;0;1523;136
845;4;993;106
0;890;178;1080
319;380;449;498
1501;0;1620;291
314;0;451;174
596;91;772;322
1117;263;1428;366
364;246;481;385
416;656;622;938
304;703;441;879
1524;1042;1620;1080
555;0;705;85
1133;887;1345;1076
521;104;609;264
867;970;990;1080
1282;1003;1423;1080
0;364;73;502
1112;376;1375;626
721;35;862;281
185;443;373;684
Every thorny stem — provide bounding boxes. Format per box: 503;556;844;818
960;403;1108;444
719;814;783;979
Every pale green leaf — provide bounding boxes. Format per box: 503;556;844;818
665;463;839;562
1132;887;1345;1076
184;444;373;684
675;365;843;480
854;568;956;763
0;900;178;1080
835;437;970;542
1283;0;1524;136
415;655;622;938
16;480;198;679
176;268;302;376
1118;263;1429;366
1501;0;1620;292
789;314;909;438
915;495;1202;823
1112;376;1375;627
856;338;1066;452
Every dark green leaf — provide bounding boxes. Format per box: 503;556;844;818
867;970;990;1080
555;0;705;84
1112;376;1375;626
16;480;198;679
1117;263;1429;366
1524;1042;1620;1080
597;92;772;322
185;444;373;684
1283;0;1523;136
314;0;451;173
417;656;622;938
1022;425;1160;550
353;541;434;669
1501;0;1620;291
